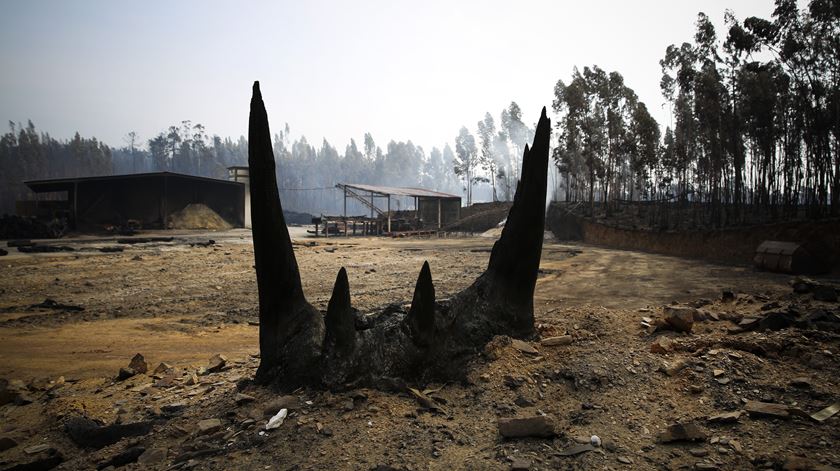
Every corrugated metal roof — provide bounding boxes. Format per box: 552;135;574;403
25;171;243;193
339;183;461;199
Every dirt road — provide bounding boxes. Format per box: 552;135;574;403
0;230;791;380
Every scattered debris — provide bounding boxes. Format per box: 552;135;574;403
810;403;840;422
707;411;743;424
24;444;51;454
540;335;572;346
17;245;75;253
744;401;791;419
511;339;539;355
4;449;63;471
28;299;84;312
235;393;255;405
96;446;145;470
64;417;154;449
117;237;174;244
265;409;288;430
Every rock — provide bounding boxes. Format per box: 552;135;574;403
695;463;720;470
0;436;18;451
707;411;743;423
590;435;601;447
657;422;706;443
197;418;222;435
689;448;709;457
154;371;179;388
759;311;797;331
138;447;168;465
663;306;696;332
498;415;556;439
650;337;673;354
813;285;838;302
721;290;735;302
4;449;63;471
662;359;689;376
206;354;227;373
116;368;136;381
24;444;51;454
540;335;572;347
161;402;187;415
744;401;790;419
617;456;633;465
0;379;33;406
510;458;531;470
185;373;199;386
792;277;814;294
789;377;812;389
96;447;145;470
152;362;173;375
235;393;256;405
511;339;539;355
128;354;148;374
513;395;535;408
65;416;154;449
263;395;301;414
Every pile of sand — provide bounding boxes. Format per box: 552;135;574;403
168;204;232;230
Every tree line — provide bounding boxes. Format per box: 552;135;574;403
2;0;836;226
0;118;466;216
552;0;839;227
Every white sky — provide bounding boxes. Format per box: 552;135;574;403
0;0;776;152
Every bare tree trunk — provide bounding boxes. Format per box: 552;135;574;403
249;82;552;389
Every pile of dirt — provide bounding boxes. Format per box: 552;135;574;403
446;202;512;233
167;204;232;231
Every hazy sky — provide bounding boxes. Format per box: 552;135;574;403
1;0;776;152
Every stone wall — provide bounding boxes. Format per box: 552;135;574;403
547;203;840;271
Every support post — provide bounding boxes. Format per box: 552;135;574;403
163;176;169;230
387;195;391;233
343;187;347;218
437;199;442;229
72;181;78;230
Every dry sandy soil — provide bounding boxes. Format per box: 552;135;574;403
0;229;838;470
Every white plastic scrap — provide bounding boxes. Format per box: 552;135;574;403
265;408;288;430
590;435;602;447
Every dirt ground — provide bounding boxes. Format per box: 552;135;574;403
0;229;838;470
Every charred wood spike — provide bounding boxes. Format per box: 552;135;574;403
248;81;551;388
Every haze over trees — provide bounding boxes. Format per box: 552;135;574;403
2;0;836;225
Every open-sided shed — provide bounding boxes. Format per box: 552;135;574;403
335;183;461;232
